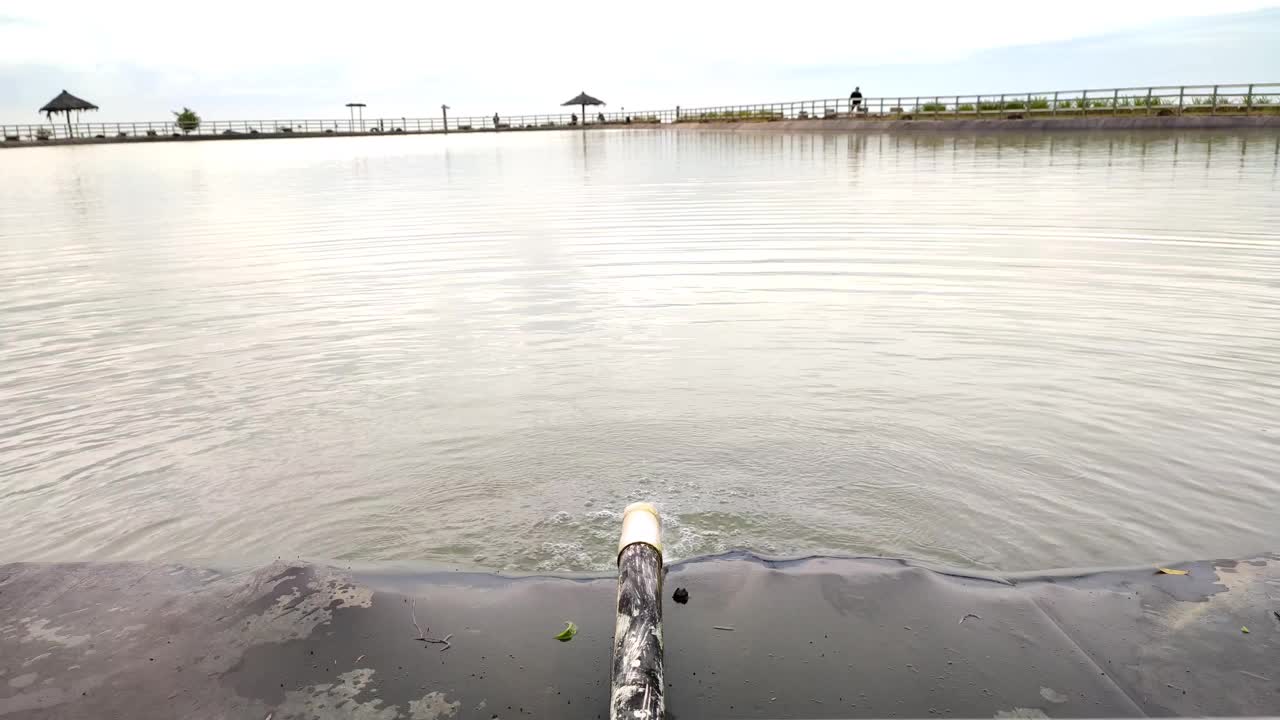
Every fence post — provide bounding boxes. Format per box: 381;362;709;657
1246;83;1254;113
1211;85;1218;114
955;95;960;116
1113;88;1119;115
976;95;982;117
1178;86;1185;114
999;93;1004;113
1027;92;1032;113
1082;90;1088;117
1052;91;1058;117
1146;87;1153;115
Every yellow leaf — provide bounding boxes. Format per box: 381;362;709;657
1241;626;1250;634
1158;567;1189;575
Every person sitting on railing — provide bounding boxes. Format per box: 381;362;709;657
571;113;578;126
597;112;606;123
849;87;863;113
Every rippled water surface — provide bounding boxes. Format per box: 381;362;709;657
2;129;1278;572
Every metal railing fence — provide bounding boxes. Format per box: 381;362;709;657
3;84;1276;143
1;109;676;143
672;83;1280;122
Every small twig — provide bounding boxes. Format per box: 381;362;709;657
713;626;735;631
409;599;452;650
422;630;453;648
960;613;982;624
410;598;427;639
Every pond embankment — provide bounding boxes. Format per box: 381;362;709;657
3;552;1278;719
5;114;1278;150
671;114;1280;133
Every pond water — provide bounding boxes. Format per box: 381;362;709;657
1;129;1277;572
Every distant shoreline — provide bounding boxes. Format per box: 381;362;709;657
4;114;1278;150
670;114;1280;134
0;121;660;150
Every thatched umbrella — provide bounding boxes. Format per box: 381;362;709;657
40;90;98;138
562;91;605;125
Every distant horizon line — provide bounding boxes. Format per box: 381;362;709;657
4;81;1277;128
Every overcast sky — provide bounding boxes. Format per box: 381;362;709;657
2;1;1278;123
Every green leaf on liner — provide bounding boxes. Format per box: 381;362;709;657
555;621;578;642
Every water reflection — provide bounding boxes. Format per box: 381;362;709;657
0;128;1277;572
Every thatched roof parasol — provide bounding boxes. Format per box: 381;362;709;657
561;91;605;124
41;90;99;116
39;90;99;137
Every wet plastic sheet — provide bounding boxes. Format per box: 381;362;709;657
1;552;1276;718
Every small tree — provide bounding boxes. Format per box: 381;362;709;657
173;107;201;135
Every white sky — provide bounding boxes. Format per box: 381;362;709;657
1;1;1278;122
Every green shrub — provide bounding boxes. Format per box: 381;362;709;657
978;101;1002;111
956;103;975;112
919;102;948;112
1028;97;1050;110
691;109;783;121
173;107;201;134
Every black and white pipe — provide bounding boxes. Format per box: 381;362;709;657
611;502;665;720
